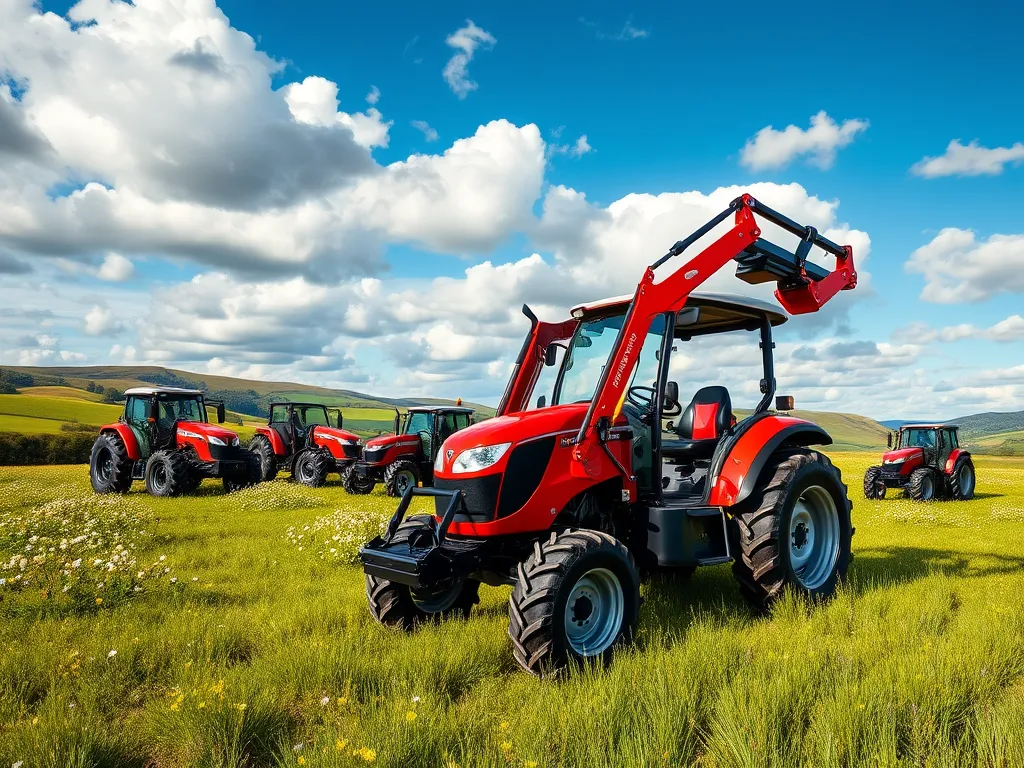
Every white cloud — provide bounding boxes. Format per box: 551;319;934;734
411;120;439;142
97;252;134;282
911;139;1024;178
282;76;391;148
366;85;380;105
906;228;1024;303
550;134;593;159
896;314;1024;344
579;17;649;41
443;20;495;99
83;305;123;336
740;111;869;171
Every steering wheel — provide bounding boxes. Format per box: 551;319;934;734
626;385;657;410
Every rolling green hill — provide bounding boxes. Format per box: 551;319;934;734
731;409;889;452
949;410;1024;439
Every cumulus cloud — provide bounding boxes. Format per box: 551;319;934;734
906;228;1024;303
443;20;495;98
97;253;134;282
366;85;380;105
411;120;439;142
740;111;868;171
282;76;391;149
83;305;123;336
912;139;1024;178
550;134;593;159
895;315;1024;344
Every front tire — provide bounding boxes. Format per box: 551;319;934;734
365;515;479;630
90;432;133;494
508;529;640;677
731;450;852;611
908;467;936;502
863;465;886;500
144;450;190;497
223;449;261;493
249;434;278;482
341;464;375;494
294;448;329;487
385;459;419;497
947;456;976;501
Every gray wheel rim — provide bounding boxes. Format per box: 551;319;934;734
152;462;167;491
788;485;840;590
959;464;974;497
564;567;624;657
920;474;934;500
97;447;113;483
395;470;415;495
411;582;462;613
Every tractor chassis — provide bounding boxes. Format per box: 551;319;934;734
128;457;252;482
360;488;528;589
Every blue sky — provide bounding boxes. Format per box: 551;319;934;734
1;0;1022;419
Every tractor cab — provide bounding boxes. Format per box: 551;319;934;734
121;387;228;459
865;424;974;502
250;402;361;486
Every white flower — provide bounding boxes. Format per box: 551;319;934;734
159;555;166;562
14;761;24;768
170;577;178;584
72;559;82;568
107;649;117;658
292;742;304;752
412;695;421;703
319;696;330;707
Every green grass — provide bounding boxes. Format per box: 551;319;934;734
2;454;1024;767
0;394;122;428
18;386;106;402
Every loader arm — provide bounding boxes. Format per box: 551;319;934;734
571;193;857;477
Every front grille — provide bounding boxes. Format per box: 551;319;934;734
208;443;242;462
363;447;387;464
434;476;500;523
497;437;555;518
341;443;361;460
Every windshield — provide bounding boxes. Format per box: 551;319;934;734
554;312;626;405
900;428;936;449
298;406;330;427
404;412;433;435
157;396;206;426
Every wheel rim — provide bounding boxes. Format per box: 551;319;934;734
152;462;167;491
959;464;975;497
788;485;840;590
564;567;624;657
96;447;113;483
297;456;312;482
395;470;415;495
411;582;463;613
921;475;934;500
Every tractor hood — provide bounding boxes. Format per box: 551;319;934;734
440;403;594;456
312;425;361;443
177;421;238;442
882;447;922;464
365;433;420;451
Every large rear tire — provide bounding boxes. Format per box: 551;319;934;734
341;464;375;494
730;450;852;611
294;448;329;487
365;515;479;630
144;450;190;497
384;459;419;497
223;449;261;493
863;465;886;500
249;434;278;482
508;529;640;677
908;467;936;502
90;432;133;494
947;456;976;501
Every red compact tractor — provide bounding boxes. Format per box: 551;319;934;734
249;402;362;487
360;194;860;675
343;405;475;496
864;424;975;501
90;387;260;496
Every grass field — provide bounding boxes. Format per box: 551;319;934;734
2;454;1023;767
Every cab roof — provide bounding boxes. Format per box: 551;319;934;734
900;423;957;430
123;386;204;397
570;292;788;335
406;405;474;414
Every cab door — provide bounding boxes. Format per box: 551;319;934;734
124;396;152;459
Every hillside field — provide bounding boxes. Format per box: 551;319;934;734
1;454;1023;766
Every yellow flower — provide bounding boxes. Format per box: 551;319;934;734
95;597;103;605
406;711;417;722
501;741;513;753
354;746;376;762
336;739;348;752
32;717;39;725
297;757;306;766
499;721;509;730
236;703;247;711
526;762;538;768
198;701;206;709
337;697;348;707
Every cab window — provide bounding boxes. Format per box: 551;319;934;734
125;396;148;426
299;407;329;427
454;413;470;430
404;412;433;435
271;405;290;423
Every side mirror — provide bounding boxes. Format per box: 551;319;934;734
545;343;558;367
216;403;226;423
775;395;795;411
887;432;893;449
536;394;547;408
677;306;701;327
665;381;679;404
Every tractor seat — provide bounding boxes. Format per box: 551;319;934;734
662;386;733;461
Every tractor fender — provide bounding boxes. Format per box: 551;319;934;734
100;423;142;461
256;425;285;456
945;448;970;475
708;416;832;507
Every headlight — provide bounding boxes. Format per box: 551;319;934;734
452;443;511;474
208;435;227;446
883;456;905;465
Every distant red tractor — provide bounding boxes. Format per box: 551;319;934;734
864;424;975;501
343;405;475;497
249;402;362;487
90;387;260;496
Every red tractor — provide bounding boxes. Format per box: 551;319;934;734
90;387;260;496
864;424;975;501
343;405;475;496
248;402;362;487
360;194;860;675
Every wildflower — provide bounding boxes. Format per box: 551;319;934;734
412;695;421;703
31;717;38;726
236;703;247;711
170;577;178;584
95;597;103;605
336;739;348;751
13;762;24;768
319;696;331;707
500;741;512;753
406;711;417;722
293;743;304;752
499;721;509;730
298;758;306;766
337;697;348;706
107;649;117;658
354;747;376;763
526;762;538;768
